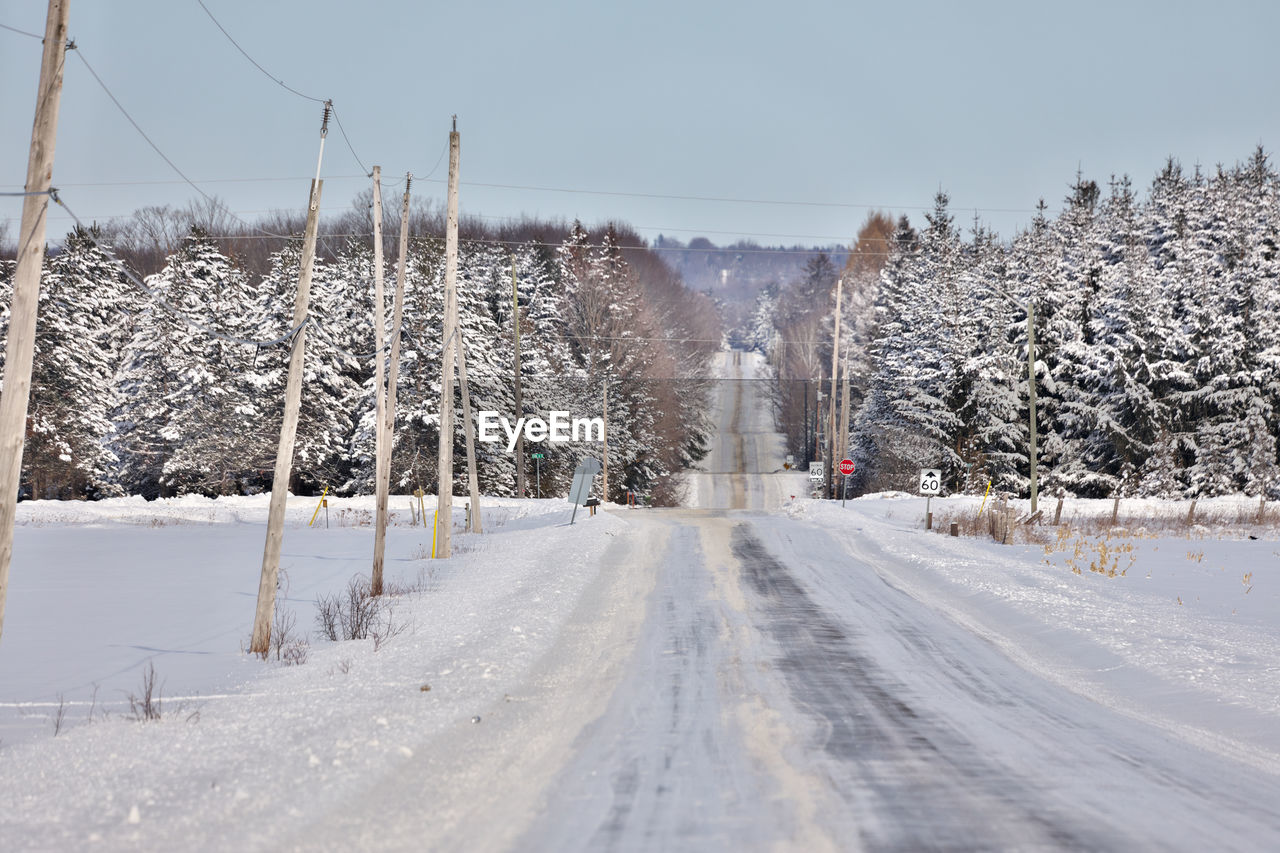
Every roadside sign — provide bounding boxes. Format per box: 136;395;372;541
568;456;603;525
569;457;602;506
839;459;855;476
919;468;941;495
808;461;824;482
531;452;544;459
784;454;794;470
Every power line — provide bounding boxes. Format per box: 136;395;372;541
193;0;372;176
329;105;370;176
194;0;326;104
6;172;1058;218
0;21;42;39
420;140;449;182
71;47;294;241
0;175;369;190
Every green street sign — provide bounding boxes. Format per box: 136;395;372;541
531;453;545;459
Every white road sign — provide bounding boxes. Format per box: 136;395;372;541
919;468;942;495
808;461;824;482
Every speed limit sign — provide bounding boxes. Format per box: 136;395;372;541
919;468;942;495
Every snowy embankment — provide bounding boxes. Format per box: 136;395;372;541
788;493;1280;768
0;494;643;850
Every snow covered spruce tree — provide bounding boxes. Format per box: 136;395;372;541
324;239;380;494
559;223;677;501
1181;154;1280;496
254;243;365;494
23;226;131;498
953;223;1025;494
113;229;268;496
850;194;964;491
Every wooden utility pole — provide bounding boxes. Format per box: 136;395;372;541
456;333;483;533
436;121;460;558
602;379;609;502
375;174;412;590
250;103;329;655
511;257;525;498
0;0;69;646
825;277;843;499
370;168;389;592
838;352;851;497
1027;300;1038;515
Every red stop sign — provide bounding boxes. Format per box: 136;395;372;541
839;459;855;475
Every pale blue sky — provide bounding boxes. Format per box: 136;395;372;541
3;0;1278;249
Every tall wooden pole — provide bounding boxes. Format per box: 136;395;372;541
838;352;851;498
0;0;70;646
602;379;609;502
370;167;389;594
512;257;525;498
1028;299;1038;514
376;175;412;587
249;103;329;655
436;121;460;558
825;277;843;499
456;340;483;532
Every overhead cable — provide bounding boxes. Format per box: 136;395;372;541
194;0;326;104
0;21;41;39
72;47;295;241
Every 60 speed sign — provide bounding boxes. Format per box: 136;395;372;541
918;468;941;495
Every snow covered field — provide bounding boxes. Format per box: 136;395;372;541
0;494;647;849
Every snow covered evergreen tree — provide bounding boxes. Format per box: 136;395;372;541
24;226;130;498
113;229;263;496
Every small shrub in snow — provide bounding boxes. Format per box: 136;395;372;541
52;695;67;737
258;568;310;665
314;575;412;647
127;662;162;722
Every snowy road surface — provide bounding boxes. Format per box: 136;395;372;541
2;350;1279;850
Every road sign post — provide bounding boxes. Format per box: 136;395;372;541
838;459;854;507
919;467;941;529
532;452;544;498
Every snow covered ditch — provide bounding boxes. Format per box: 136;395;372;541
787;493;1280;769
0;493;636;848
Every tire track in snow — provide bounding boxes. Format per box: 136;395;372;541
730;523;1104;851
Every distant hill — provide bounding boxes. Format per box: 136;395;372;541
653;235;848;306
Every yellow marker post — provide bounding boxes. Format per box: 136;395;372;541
308;485;330;527
431;508;439;559
977;479;992;517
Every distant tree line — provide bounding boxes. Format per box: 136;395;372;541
751;147;1280;499
0;197;719;503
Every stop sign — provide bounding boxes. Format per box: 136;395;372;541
839;459;855;476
